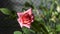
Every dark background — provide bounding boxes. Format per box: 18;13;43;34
0;0;21;34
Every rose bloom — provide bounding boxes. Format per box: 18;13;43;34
17;8;34;28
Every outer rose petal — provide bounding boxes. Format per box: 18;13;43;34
23;24;30;28
17;18;23;27
17;18;31;28
17;8;32;17
17;12;23;17
23;8;32;15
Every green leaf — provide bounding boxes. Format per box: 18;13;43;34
45;26;51;32
22;27;34;34
14;31;22;34
45;25;55;34
0;8;12;15
50;0;55;12
56;24;60;31
22;27;30;34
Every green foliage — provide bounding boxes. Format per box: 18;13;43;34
24;2;34;9
56;24;60;31
22;27;35;34
14;31;22;34
0;8;12;15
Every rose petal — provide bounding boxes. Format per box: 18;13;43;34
23;24;30;28
24;8;32;15
17;12;23;17
17;18;23;27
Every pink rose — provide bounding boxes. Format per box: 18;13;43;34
17;8;34;28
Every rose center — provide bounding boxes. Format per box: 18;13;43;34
22;13;31;24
